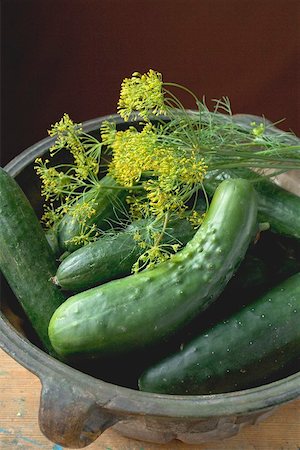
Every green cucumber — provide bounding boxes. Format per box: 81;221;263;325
0;168;66;353
255;179;300;239
58;175;127;252
53;196;207;292
48;178;258;359
45;228;60;257
204;168;300;239
227;232;300;295
139;272;300;395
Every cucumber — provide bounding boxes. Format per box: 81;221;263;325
255;179;300;239
138;272;300;395
58;175;127;252
0;168;66;353
45;228;60;257
53;202;206;292
227;232;300;295
48;178;258;359
204;168;300;239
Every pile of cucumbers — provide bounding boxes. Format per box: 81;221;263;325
0;164;299;395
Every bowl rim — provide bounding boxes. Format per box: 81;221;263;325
1;114;300;419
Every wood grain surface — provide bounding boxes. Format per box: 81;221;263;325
0;349;299;450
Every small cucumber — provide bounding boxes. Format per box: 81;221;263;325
53;200;206;292
48;178;258;359
0;168;65;353
204;168;300;239
58;175;127;252
138;272;300;394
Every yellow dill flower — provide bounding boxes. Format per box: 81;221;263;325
48;113;98;180
48;113;83;150
69;201;97;223
108;124;157;186
251;121;265;137
133;230;142;242
143;179;187;217
144;180;170;215
66;224;100;248
188;210;206;229
118;70;166;121
34;158;70;201
151;147;178;180
132;244;170;273
41;205;64;228
137;240;147;250
100;120;117;146
177;152;208;184
73;153;99;179
127;195;153;220
132;229;148;250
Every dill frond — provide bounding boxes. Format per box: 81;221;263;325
35;69;300;269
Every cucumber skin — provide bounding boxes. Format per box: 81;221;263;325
48;178;258;359
58;175;127;252
255;180;300;239
54;214;200;292
204;168;300;239
139;272;300;395
45;228;60;257
0;168;65;353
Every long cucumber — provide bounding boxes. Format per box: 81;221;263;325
48;178;258;359
204;168;300;239
0;168;65;353
139;272;300;394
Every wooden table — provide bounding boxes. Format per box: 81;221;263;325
1;349;299;450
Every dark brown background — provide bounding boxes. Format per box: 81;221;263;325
1;0;299;166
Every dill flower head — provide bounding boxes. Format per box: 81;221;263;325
66;223;100;248
100;120;117;146
117;70;166;121
107;123;158;186
188;210;206;229
48;113;98;180
69;200;97;222
106;119;208;223
34;158;70;201
251;121;265;138
48;113;83;150
41;204;65;228
177;152;208;184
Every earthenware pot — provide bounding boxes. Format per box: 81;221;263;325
1;115;299;448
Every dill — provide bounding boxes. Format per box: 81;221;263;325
35;70;300;270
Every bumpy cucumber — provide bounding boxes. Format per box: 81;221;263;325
48;178;258;359
54;215;199;292
204;168;300;239
56;212;300;295
53;196;207;291
0;168;65;353
58;175;127;252
139;272;300;394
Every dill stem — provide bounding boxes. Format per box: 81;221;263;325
155;211;170;247
164;82;200;105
